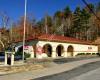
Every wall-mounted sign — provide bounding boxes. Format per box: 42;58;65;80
88;46;92;51
88;47;92;50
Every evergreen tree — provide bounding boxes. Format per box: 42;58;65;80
63;6;72;36
73;6;82;38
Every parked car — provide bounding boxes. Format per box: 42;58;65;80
14;55;22;61
0;52;22;61
0;52;5;62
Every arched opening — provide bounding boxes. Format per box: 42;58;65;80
15;46;23;60
43;44;52;57
15;45;32;60
18;46;23;52
67;45;74;57
56;45;64;57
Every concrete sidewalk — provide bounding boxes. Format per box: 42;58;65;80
0;58;100;80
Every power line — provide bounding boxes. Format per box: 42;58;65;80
81;0;100;21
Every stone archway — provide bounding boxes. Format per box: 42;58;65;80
67;45;74;57
16;45;34;58
56;45;64;57
43;44;52;57
17;46;23;52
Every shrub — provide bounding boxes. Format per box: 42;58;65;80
77;53;85;55
96;53;100;56
24;53;30;58
92;53;96;55
15;52;22;56
86;53;91;55
15;51;30;59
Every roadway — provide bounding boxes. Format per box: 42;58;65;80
33;61;100;80
0;58;100;80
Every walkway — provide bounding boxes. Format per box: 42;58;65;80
0;58;100;80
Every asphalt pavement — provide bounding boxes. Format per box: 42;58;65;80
69;67;100;80
0;58;100;80
33;61;100;80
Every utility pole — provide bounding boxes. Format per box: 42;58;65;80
10;21;13;43
23;0;27;62
10;20;13;51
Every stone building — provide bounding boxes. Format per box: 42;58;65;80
15;34;98;59
93;37;100;52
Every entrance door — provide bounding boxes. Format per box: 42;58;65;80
56;45;64;57
43;44;52;57
67;45;74;57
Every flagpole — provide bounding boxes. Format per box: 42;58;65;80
23;0;27;62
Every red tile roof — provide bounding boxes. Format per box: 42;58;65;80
14;34;92;45
37;34;92;45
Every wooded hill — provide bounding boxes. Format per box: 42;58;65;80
0;2;100;51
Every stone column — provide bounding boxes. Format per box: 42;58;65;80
63;47;67;57
30;52;34;58
52;47;56;58
63;51;67;57
11;53;14;65
52;51;56;58
5;53;7;65
30;46;34;58
73;52;76;57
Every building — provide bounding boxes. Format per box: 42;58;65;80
93;37;100;52
15;34;98;59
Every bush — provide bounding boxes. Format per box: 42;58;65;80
77;53;85;56
92;53;96;55
96;53;100;56
15;52;22;56
15;51;30;59
24;53;30;58
86;53;91;55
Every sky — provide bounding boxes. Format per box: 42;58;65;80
0;0;99;25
